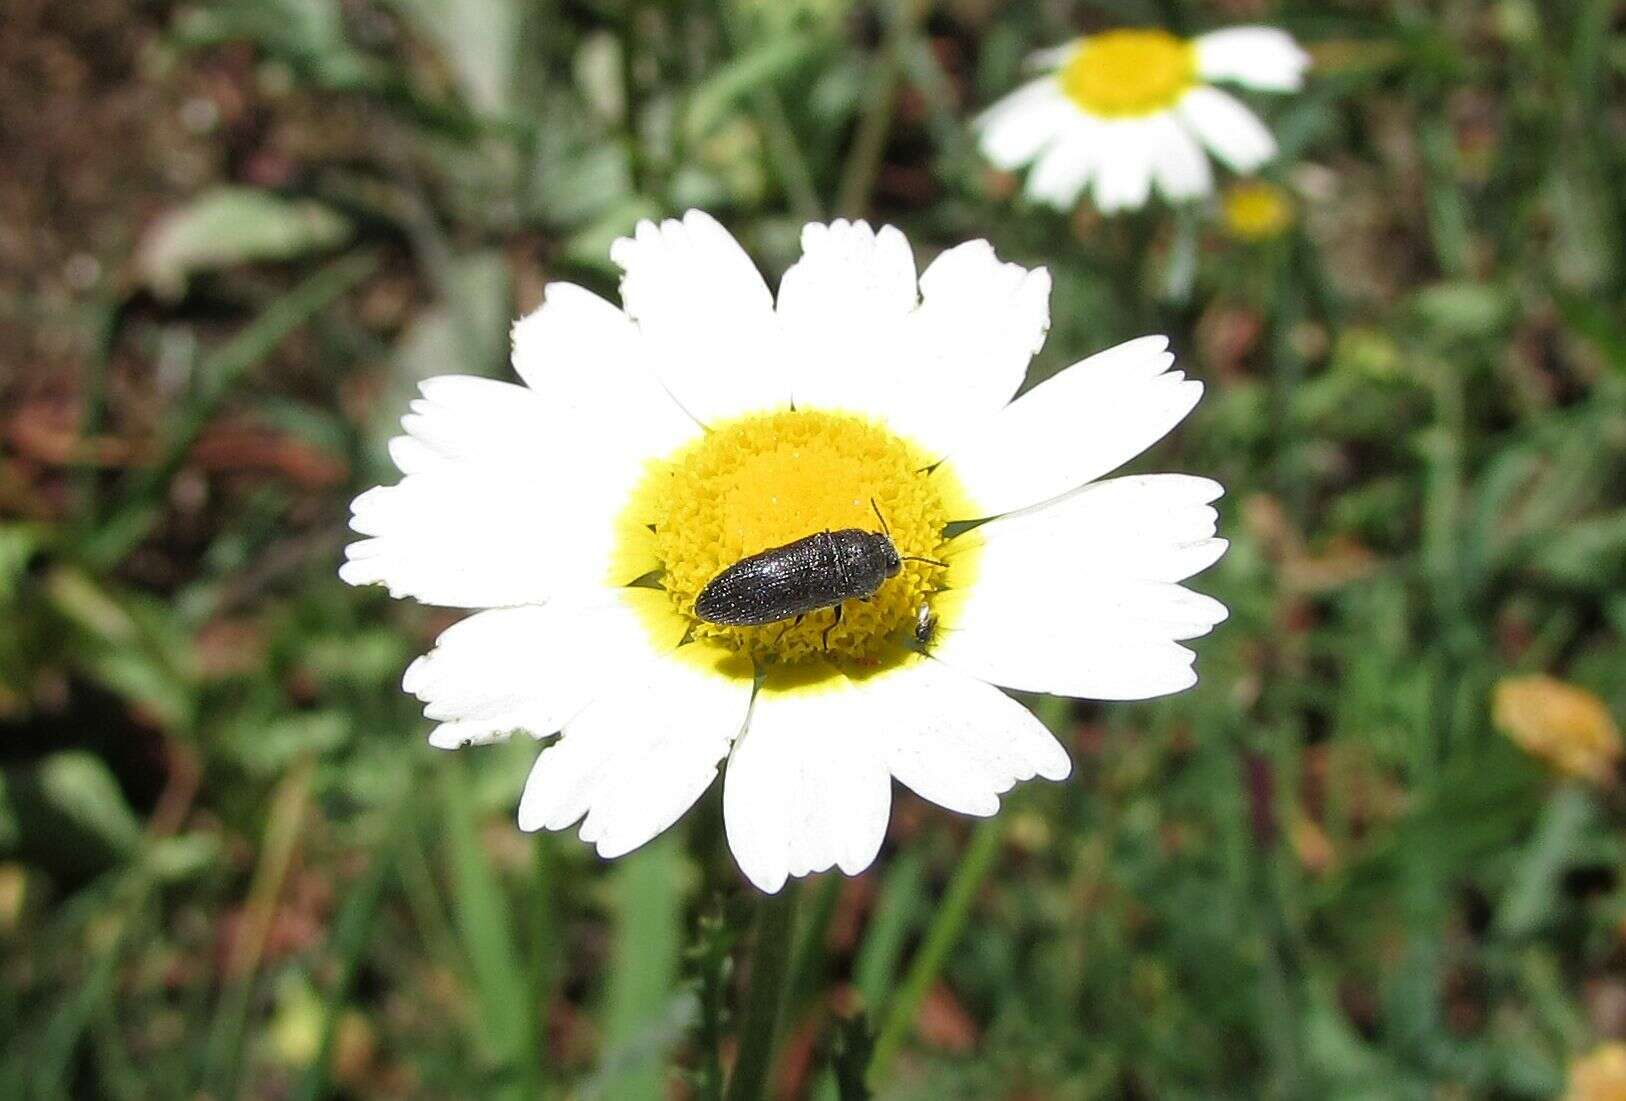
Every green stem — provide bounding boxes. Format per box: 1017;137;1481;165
753;88;824;222
725;882;801;1101
835;0;932;217
866;815;1003;1088
864;695;1068;1087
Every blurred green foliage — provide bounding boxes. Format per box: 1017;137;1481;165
3;0;1626;1097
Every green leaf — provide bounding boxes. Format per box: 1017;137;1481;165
851;852;924;1016
43;568;197;733
137;186;354;299
174;0;374;83
1528;511;1626;588
684;33;816;143
219;711;352;776
33;751;143;859
1493;786;1596;939
381;0;521;117
440;760;530;1100
593;836;688;1101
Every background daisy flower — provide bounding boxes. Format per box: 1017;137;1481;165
341;210;1227;892
976;26;1309;213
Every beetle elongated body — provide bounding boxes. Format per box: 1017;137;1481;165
694;529;902;627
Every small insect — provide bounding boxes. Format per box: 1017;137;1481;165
913;603;938;647
694;502;945;647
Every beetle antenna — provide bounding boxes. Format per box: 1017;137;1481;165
869;497;891;538
902;555;949;568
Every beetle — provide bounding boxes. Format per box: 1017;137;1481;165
693;502;944;647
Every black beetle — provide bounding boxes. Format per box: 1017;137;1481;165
694;528;900;628
693;503;944;641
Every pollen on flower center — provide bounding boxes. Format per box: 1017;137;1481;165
1059;29;1197;118
622;409;970;666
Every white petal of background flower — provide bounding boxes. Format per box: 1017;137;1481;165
779;220;918;418
342;376;638;607
975;79;1075;171
1195;27;1310;92
724;675;892;893
942;335;1201;517
518;650;751;858
882;242;1052;460
1092;118;1162;212
1148;114;1215;202
611;210;787;425
1177;86;1278;173
1025;115;1103;209
404;589;682;750
872;657;1071;817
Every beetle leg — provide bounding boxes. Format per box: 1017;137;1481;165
821;603;844;651
775;614;805;645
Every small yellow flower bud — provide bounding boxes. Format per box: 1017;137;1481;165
1493;675;1621;786
1222;180;1295;241
1565;1042;1626;1101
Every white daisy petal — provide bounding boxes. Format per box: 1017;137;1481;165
963;473;1229;584
932;474;1228;700
870;657;1070;817
980;29;1302;217
1025;116;1102;209
724;673;892;893
611;209;787;425
1027;42;1081;70
882;242;1051;459
780;220;918;415
518;649;752;858
343;283;707;609
405;589;683;750
511;282;700;460
1195;27;1310;93
1091;118;1159;213
934;625;1202;701
1148;114;1215;201
1176;86;1278;173
341;376;650;607
942;335;1202;518
974;79;1076;171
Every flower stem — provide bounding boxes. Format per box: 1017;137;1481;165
835;0;933;217
866;815;1003;1088
866;694;1069;1087
724;881;801;1101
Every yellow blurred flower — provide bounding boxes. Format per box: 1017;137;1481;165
1493;675;1621;785
1565;1042;1626;1101
270;976;324;1066
0;864;25;935
1222;180;1295;241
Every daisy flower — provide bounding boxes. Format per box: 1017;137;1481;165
976;26;1309;213
342;211;1227;893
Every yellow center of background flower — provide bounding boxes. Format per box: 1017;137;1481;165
1223;180;1295;241
624;409;969;667
1059;29;1197;117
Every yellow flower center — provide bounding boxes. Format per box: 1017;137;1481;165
1223;180;1295;241
619;409;973;668
1059;29;1197;118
